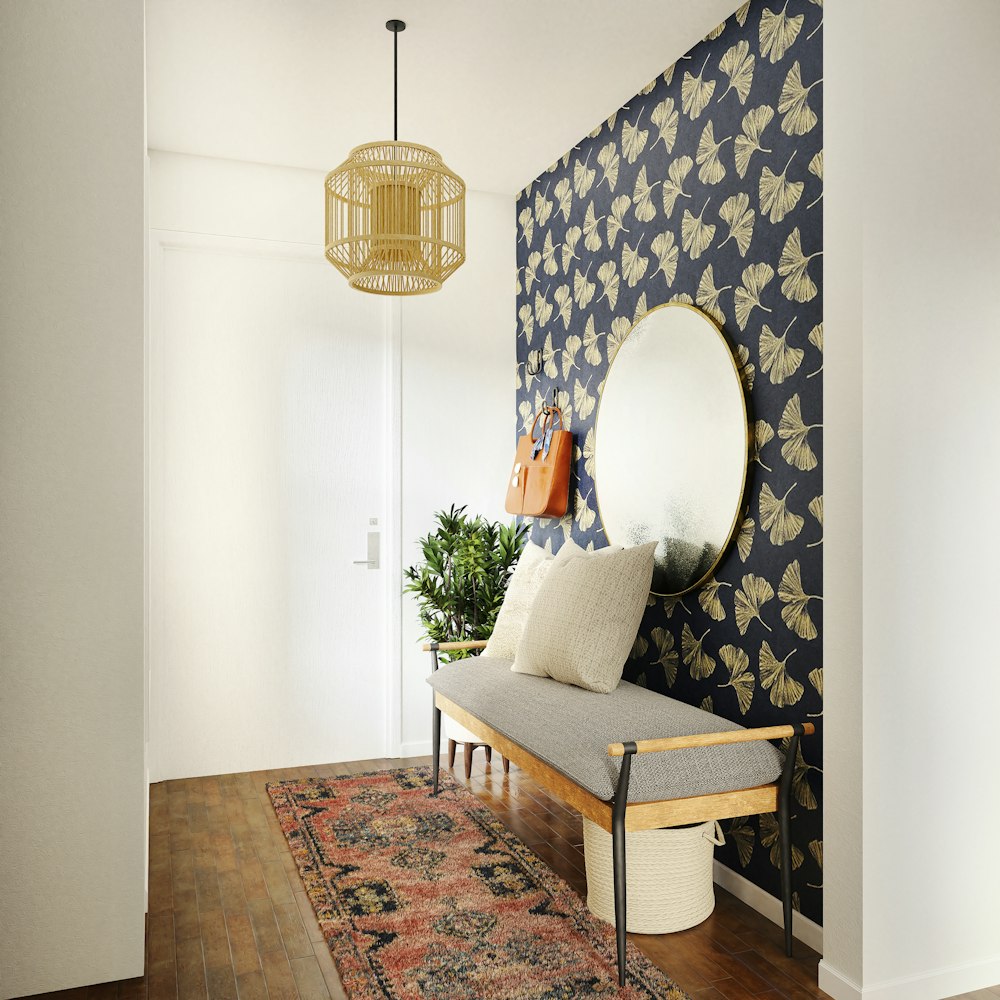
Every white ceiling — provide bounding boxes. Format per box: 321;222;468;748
145;0;739;195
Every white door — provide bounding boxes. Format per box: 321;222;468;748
150;234;392;779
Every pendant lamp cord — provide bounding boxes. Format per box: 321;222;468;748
393;27;398;141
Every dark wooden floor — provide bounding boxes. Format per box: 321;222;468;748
19;753;999;1000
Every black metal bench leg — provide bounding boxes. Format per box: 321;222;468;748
431;699;441;796
429;642;441;797
778;724;804;957
611;743;635;987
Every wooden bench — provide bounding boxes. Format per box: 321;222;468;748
425;639;815;987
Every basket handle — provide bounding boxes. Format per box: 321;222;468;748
704;821;726;847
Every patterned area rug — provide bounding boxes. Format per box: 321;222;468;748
267;767;689;999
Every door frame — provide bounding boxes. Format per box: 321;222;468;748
147;228;403;777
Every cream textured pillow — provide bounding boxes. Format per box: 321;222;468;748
513;541;656;693
483;542;555;660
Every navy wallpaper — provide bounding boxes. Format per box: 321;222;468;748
514;0;824;923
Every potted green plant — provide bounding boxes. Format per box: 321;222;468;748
404;504;527;663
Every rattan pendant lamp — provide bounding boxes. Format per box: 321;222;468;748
324;19;466;295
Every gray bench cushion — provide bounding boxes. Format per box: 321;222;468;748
428;657;783;803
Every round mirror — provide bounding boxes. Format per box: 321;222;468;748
594;303;749;596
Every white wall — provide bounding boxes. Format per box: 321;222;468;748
149;152;513;775
823;3;1000;998
0;1;147;994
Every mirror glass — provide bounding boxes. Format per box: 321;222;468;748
594;304;749;596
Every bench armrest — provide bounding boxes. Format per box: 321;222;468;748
421;640;489;652
608;722;815;757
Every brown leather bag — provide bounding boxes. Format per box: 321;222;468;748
504;407;572;517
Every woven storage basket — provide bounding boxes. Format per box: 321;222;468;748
583;817;725;934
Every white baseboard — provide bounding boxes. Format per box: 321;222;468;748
398;740;437;758
712;861;824;954
818;960;863;1000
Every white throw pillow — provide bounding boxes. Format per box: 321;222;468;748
512;541;656;693
483;541;555;660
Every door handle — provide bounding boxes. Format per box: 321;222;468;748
352;530;380;570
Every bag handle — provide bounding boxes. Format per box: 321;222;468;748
529;405;564;439
704;821;726;847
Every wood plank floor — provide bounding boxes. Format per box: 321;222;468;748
18;753;999;1000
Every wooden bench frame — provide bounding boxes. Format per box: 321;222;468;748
425;640;815;987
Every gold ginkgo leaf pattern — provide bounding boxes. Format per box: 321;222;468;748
574;489;596;531
719;644;755;714
696;264;732;325
778;559;820;640
735;344;755;392
597;141;620;191
633;165;661;223
681;54;716;120
759;150;804;223
650;626;679;687
573;149;595;198
597;260;620;309
778;61;822;136
574;377;596;420
778;393;820;471
534;183;553;227
630;635;649;661
650;96;679;152
514;0;822;923
734;105;774;178
808;667;823;699
782;736;819;809
696;120;732;185
760;813;805;869
759;640;804;707
573;264;595;310
561;226;582;273
518;206;534;247
719;192;756;257
807;149;823;208
622;238;649;288
554;286;573;331
651;231;679;286
718;39;755;104
621;109;649;164
662;155;694;217
582;316;602;366
517;303;534;344
759;2;804;64
807;494;823;544
734;574;774;635
760;317;803;384
698;579;732;622
554;177;573;223
681;198;716;260
737;515;755;562
734;261;775;330
753;419;774;470
682;623;716;680
606;194;632;249
729;816;755;867
534;288;553;328
759;482;804;545
778;226;821;302
542;230;560;276
583;201;604;253
807;322;823;377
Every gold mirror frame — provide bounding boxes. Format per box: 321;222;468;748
593;303;751;597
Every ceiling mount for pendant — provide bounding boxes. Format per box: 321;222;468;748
323;17;466;296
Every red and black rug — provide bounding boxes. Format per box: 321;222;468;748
267;767;689;999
